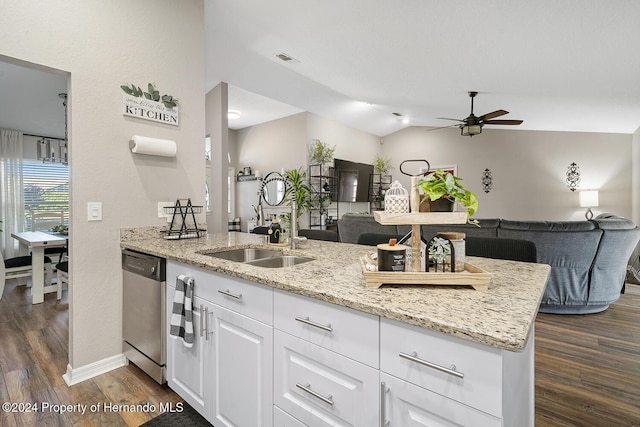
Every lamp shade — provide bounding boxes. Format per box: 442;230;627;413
579;190;599;208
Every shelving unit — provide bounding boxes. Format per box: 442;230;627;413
308;163;338;230
368;174;392;213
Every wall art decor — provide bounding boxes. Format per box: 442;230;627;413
121;83;179;126
566;162;581;192
481;168;493;193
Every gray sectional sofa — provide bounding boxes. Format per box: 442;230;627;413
337;213;640;314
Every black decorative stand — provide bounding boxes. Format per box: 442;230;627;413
163;198;205;240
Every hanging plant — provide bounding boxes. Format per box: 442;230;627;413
120;82;178;109
308;139;336;165
372;153;393;175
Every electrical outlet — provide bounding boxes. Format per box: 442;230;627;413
157;202;173;218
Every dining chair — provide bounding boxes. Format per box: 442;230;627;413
0;251;53;300
55;260;68;300
30;210;68;263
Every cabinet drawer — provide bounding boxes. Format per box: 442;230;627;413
167;260;273;325
381;373;501;427
274;330;379;427
380;318;503;416
274;406;307;427
274;290;379;368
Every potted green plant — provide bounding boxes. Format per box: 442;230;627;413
372;153;393;175
416;169;479;225
284;167;315;230
308;139;335;166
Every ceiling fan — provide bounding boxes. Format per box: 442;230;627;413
434;91;523;137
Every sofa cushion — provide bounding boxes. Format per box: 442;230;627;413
337;214;398;243
498;227;603;309
421;218;500;241
500;219;596;232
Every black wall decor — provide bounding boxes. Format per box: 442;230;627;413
481;168;493;193
566;162;581;192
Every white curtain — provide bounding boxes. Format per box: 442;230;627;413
0;129;25;258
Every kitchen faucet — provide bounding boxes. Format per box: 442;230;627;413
290;199;297;249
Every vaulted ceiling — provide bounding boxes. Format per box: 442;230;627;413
206;0;640;136
2;2;639;139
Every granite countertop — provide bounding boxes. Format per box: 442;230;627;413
121;227;550;352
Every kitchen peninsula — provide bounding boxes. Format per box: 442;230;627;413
121;227;550;426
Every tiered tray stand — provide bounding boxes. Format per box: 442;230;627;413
362;211;491;290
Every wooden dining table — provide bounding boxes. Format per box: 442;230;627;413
11;231;67;304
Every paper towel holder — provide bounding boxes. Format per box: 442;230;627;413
129;135;177;157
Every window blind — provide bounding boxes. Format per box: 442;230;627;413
23;160;69;217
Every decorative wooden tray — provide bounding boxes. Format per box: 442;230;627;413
360;258;491;290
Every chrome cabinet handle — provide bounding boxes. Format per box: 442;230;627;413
199;304;205;338
218;289;242;299
203;306;210;341
380;382;389;427
295;383;334;406
399;351;464;379
294;316;333;332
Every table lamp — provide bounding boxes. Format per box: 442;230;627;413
579;190;599;220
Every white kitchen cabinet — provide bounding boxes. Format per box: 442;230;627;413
166;260;274;427
165;291;213;420
273;289;379;368
381;373;502;427
211;303;273;427
380;317;534;426
274;330;379;427
274;406;307;427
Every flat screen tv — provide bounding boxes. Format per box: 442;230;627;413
334;158;374;203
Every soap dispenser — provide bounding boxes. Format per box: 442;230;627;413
268;218;281;244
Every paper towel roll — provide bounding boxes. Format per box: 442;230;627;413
129;135;177;157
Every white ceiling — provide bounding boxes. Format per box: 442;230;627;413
2;2;639;139
0;58;68;138
206;0;640;136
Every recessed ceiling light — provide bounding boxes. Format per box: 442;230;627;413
228;111;240;120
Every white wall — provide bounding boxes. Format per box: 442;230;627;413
0;0;205;370
381;126;633;221
233;112;382;228
633;127;640;226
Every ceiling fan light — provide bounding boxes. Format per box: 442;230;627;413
461;124;482;136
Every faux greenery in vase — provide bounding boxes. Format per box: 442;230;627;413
284;167;314;231
416;169;479;225
372;153;393;175
308;139;335;166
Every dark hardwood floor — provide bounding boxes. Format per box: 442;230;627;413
1;278;639;426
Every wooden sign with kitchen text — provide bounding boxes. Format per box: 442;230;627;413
122;94;179;126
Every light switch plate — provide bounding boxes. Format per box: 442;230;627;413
158;201;174;219
87;202;102;221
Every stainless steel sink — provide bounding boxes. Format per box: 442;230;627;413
245;256;314;268
203;248;282;262
202;248;314;268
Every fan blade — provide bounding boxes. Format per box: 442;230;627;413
483;119;523;125
436;117;464;122
478;109;508;121
426;124;459;132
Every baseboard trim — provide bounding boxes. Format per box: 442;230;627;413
62;353;129;386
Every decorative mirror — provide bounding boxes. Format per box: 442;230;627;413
260;172;287;206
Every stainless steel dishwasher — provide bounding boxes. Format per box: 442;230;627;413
122;249;166;384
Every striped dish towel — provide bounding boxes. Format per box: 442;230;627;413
169;275;195;347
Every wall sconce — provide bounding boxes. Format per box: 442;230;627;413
579;190;599;220
481;168;493;193
566;162;581;192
